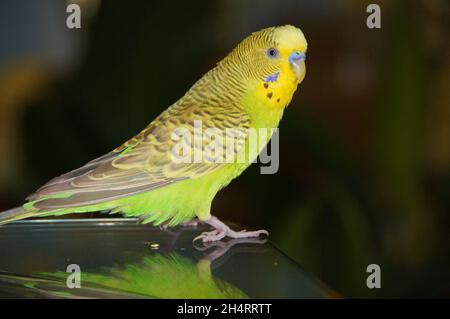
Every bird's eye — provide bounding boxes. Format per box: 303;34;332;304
266;48;279;59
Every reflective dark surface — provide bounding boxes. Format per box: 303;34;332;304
0;219;334;298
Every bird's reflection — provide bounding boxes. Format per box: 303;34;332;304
0;236;267;298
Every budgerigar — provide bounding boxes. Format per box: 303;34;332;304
0;25;307;242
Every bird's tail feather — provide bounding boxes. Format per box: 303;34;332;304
0;206;35;225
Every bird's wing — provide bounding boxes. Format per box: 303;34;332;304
28;101;250;210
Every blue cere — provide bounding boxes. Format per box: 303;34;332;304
289;51;306;63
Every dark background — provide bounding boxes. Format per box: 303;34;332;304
0;0;449;297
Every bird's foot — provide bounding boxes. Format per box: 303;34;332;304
193;216;268;243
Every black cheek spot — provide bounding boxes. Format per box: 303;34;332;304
277;98;280;103
267;92;273;99
263;83;269;89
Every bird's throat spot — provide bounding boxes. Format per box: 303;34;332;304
262;83;277;103
262;71;283;105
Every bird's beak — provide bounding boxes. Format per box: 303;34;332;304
289;51;306;83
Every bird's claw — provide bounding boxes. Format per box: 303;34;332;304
193;230;222;242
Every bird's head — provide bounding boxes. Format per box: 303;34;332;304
270;25;307;84
223;25;307;82
219;25;307;110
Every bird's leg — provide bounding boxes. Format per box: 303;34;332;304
180;219;199;227
159;218;199;230
194;216;269;243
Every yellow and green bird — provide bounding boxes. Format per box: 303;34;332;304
0;25;307;242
